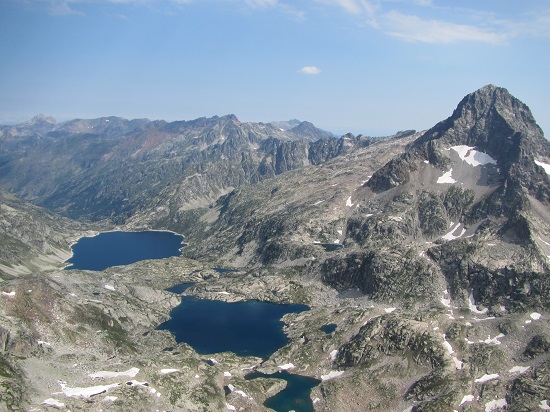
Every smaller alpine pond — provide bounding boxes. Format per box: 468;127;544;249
320;323;337;334
157;294;308;359
65;230;185;271
245;371;321;412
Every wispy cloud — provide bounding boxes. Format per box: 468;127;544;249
381;11;509;44
24;0;192;15
319;0;378;20
299;66;321;75
45;0;83;16
320;0;516;44
243;0;305;21
244;0;278;7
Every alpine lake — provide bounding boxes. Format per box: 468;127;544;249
66;230;320;412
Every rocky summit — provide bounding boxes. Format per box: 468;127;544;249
1;85;550;411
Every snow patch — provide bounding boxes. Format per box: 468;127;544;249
442;223;466;241
104;284;115;291
452;357;463;370
278;363;295;370
468;291;488;314
226;403;236;411
509;365;530;375
437;169;456;184
535;160;550;175
43;398;65;408
474;373;499;383
443;340;454;355
160;369;180;375
540;400;550;410
321;370;344;381
384;307;396;313
224;371;232;377
313;200;325;206
90;367;139;379
103;396;118;402
330;349;338;360
531;312;542;320
61;382;119;398
1;291;15;297
485;398;507;411
460;394;474;405
480;333;505;345
452;145;497;167
346;196;354;207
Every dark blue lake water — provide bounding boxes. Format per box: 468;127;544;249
245;371;320;412
320;323;337;334
65;230;184;271
157;295;308;359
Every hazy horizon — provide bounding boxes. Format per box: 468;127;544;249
1;0;549;137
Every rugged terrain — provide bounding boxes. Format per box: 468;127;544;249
1;85;550;411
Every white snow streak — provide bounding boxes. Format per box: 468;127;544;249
43;398;65;408
160;369;180;375
480;333;505;345
442;222;466;240
321;370;344;381
468;291;488;314
452;356;463;370
460;394;474;405
90;367;139;379
535;160;550;174
278;363;295;370
474;373;499;383
485;398;507;411
509;365;530;374
61;382;120;398
437;169;456;184
451;145;497;167
1;291;15;297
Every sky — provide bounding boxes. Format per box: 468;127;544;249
1;0;549;136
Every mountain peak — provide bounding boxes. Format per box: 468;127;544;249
26;114;57;125
414;85;544;151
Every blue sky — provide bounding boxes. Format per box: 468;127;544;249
1;0;549;136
